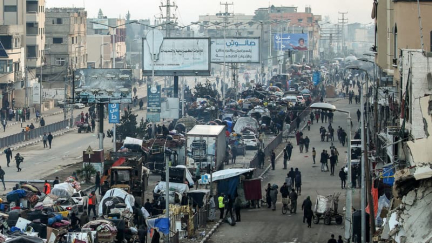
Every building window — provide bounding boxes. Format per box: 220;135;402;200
0;36;12;50
14;38;18;48
26;23;38;35
0;60;13;73
55;58;65;66
56;18;63;24
53;37;63;44
4;5;17;12
27;46;37;58
307;17;313;23
71;37;74;44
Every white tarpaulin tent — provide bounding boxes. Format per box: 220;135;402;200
51;183;74;198
98;188;135;216
200;168;255;184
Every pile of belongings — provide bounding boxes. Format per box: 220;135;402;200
6;190;39;209
64;176;81;191
83;220;117;242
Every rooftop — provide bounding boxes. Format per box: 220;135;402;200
187;125;225;136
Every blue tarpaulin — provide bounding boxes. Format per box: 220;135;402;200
382;165;395;185
217;176;240;198
147;218;170;235
313;71;321;86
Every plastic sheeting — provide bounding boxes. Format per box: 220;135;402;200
233;117;259;133
147;218;170;235
243;179;262;200
153;182;189;195
376;194;390;226
52;183;74;197
175;165;195;187
203;168;254;183
217;176;239;199
314;195;330;214
98;189;135;216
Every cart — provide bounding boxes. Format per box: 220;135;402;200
282;197;292;214
313;193;343;225
76;121;91;133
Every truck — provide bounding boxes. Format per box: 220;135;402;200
101;152;149;205
186;125;227;170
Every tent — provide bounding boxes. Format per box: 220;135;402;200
175;165;195;187
98;189;135;216
233;117;259;133
200;168;255;184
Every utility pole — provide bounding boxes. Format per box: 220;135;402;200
218;2;233;107
160;0;178;37
338;12;348;56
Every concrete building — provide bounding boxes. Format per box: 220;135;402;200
0;0;45;109
86;34;111;68
87;9;126;68
44;8;87;83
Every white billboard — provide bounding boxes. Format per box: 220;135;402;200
211;38;260;63
32;83;41;105
92;19;109;30
142;38;210;76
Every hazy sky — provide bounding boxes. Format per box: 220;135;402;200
46;0;373;25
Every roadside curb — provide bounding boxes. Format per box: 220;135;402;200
0;127;78;155
200;219;223;243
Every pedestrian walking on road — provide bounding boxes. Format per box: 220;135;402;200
312;147;316;164
88;191;97;217
218;194;225;219
315;112;320;123
231;146;237;164
286;142;293;160
280;182;289;198
95;172;101;194
299;136;304;153
15;153;23;172
283;148;288;169
357;109;361;122
265;183;272;208
258;149;265;169
44;180;51;195
47;132;53;149
234;196;241;222
224;195;234;219
302;196;313;224
4;147;12;167
320;150;327;171
304;136;310;153
321;110;325;123
337;235;344;243
270;185;278;211
0;166;6;190
42;133;48;148
91;119;96;132
340;129;347;147
310;111;314;125
2;119;6;132
295;171;302;195
330;151;337;176
339;168;347;189
289;189;298;213
270;150;276;170
288;168;296;186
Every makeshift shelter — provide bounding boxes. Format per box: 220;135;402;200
98;189;135;216
233;117;259;133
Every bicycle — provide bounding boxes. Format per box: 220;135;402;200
282;198;291;215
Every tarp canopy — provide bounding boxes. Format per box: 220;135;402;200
233;117;259;133
175;165;195;187
153;182;189;195
98;189;135;216
52;183;74;196
202;168;254;183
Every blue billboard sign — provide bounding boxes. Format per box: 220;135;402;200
273;33;308;51
147;85;161;113
313;71;321;86
108;103;120;123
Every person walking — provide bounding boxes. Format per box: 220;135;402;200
95;172;101;194
257;149;265;169
357;109;361;122
327;234;337;243
340;129;347;147
304;136;310;153
299;136;304;153
44;180;51;195
91;119;96;132
265;183;272;208
270;150;276;170
337;235;344;243
234;196;241;222
309;111;314;125
280;182;289;199
339;168;347;189
283;148;288;169
312;147;316;164
2;119;6;132
224;195;234;220
15;153;23;172
315;112;320;123
47;132;53;149
295;171;302;195
321;110;325;123
0;166;5;190
330;151;337;176
302;196;313;225
288;168;296;186
231;146;237;164
42;133;48;148
218;194;225;219
286;142;293;160
88;191;97;217
4;148;12;167
320;150;327;172
289;189;298;214
53;177;60;187
208;195;216;221
270;185;278;211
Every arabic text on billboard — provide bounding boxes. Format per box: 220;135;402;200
73;69;132;104
211;38;260;63
273;33;308;51
143;38;210;76
147;85;161;113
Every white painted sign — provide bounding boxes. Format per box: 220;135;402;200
211;38;260;63
143;38;210;76
32;83;41;104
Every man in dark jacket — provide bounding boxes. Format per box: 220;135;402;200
330;151;337;176
231;146;237;164
289;189;298;213
288;168;296;186
280;182;289;198
283;148;288;169
95;172;101;194
339;168;347;189
302;196;313;224
4;148;12;167
304;136;310;153
295;170;302;195
47;132;53;149
257;149;265;169
0;166;5;190
286;142;293;160
270;150;276;170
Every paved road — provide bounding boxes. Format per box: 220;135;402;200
208;96;363;243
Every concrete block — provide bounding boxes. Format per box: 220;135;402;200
402;190;416;206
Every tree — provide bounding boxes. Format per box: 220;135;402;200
76;164;97;183
193;80;220;99
116;107;139;140
137;117;150;139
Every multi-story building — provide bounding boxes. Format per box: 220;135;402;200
87;9;126;68
44;8;87;83
0;0;45;109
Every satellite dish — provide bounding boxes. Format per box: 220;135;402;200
145;29;164;61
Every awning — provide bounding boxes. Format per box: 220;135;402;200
204;168;255;182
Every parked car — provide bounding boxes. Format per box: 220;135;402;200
74;103;85;109
296;95;306;105
71;191;88;212
242;133;260;150
57;198;79;216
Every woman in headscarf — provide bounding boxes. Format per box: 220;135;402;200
302;196;313;228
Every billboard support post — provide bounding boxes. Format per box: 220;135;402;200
98;103;104;150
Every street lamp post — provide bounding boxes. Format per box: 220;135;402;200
311;102;352;241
